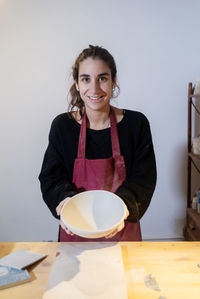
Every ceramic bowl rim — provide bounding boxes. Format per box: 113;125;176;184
60;190;126;234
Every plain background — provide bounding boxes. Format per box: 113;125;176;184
1;0;200;241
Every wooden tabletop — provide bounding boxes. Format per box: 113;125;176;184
0;242;200;299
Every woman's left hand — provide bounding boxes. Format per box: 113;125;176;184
105;205;129;239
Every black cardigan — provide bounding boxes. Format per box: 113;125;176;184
39;109;157;222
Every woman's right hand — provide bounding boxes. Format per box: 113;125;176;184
56;198;74;236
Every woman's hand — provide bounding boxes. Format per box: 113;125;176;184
56;198;74;236
105;204;129;239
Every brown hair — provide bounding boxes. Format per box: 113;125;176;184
68;45;119;116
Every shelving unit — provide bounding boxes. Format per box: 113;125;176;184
186;82;200;240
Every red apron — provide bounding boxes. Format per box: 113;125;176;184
60;107;141;241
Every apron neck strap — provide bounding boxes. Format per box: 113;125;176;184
77;107;121;158
110;107;121;157
77;110;87;158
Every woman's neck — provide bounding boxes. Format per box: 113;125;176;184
85;106;111;130
72;106;124;129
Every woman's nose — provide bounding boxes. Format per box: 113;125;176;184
90;80;100;93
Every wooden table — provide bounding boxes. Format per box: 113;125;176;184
0;242;200;298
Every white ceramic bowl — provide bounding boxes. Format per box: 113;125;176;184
61;190;126;238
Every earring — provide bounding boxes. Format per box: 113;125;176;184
112;86;119;98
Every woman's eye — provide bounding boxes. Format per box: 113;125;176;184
81;77;90;82
99;77;107;82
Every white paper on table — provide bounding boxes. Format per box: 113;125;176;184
0;249;47;270
43;243;127;299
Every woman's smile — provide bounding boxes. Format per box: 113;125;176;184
87;95;104;102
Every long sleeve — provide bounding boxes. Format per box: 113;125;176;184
116;113;157;222
38;115;79;219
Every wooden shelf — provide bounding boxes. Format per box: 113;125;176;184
189;94;200;99
186;82;200;240
188;152;200;174
188;152;200;159
190;99;200;115
187;208;200;223
186;208;200;241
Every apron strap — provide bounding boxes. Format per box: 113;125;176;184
110;107;121;158
77;107;121;158
77;111;87;158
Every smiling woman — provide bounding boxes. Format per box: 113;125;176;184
38;45;157;242
74;57;113;129
68;46;120;129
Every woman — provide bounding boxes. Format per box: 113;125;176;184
39;45;157;241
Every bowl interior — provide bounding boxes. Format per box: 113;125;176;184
61;190;125;232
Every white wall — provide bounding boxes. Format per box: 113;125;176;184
1;0;200;241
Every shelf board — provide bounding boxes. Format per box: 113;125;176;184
188;152;200;159
189;94;200;99
187;208;200;223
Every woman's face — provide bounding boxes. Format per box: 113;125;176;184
76;57;115;113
